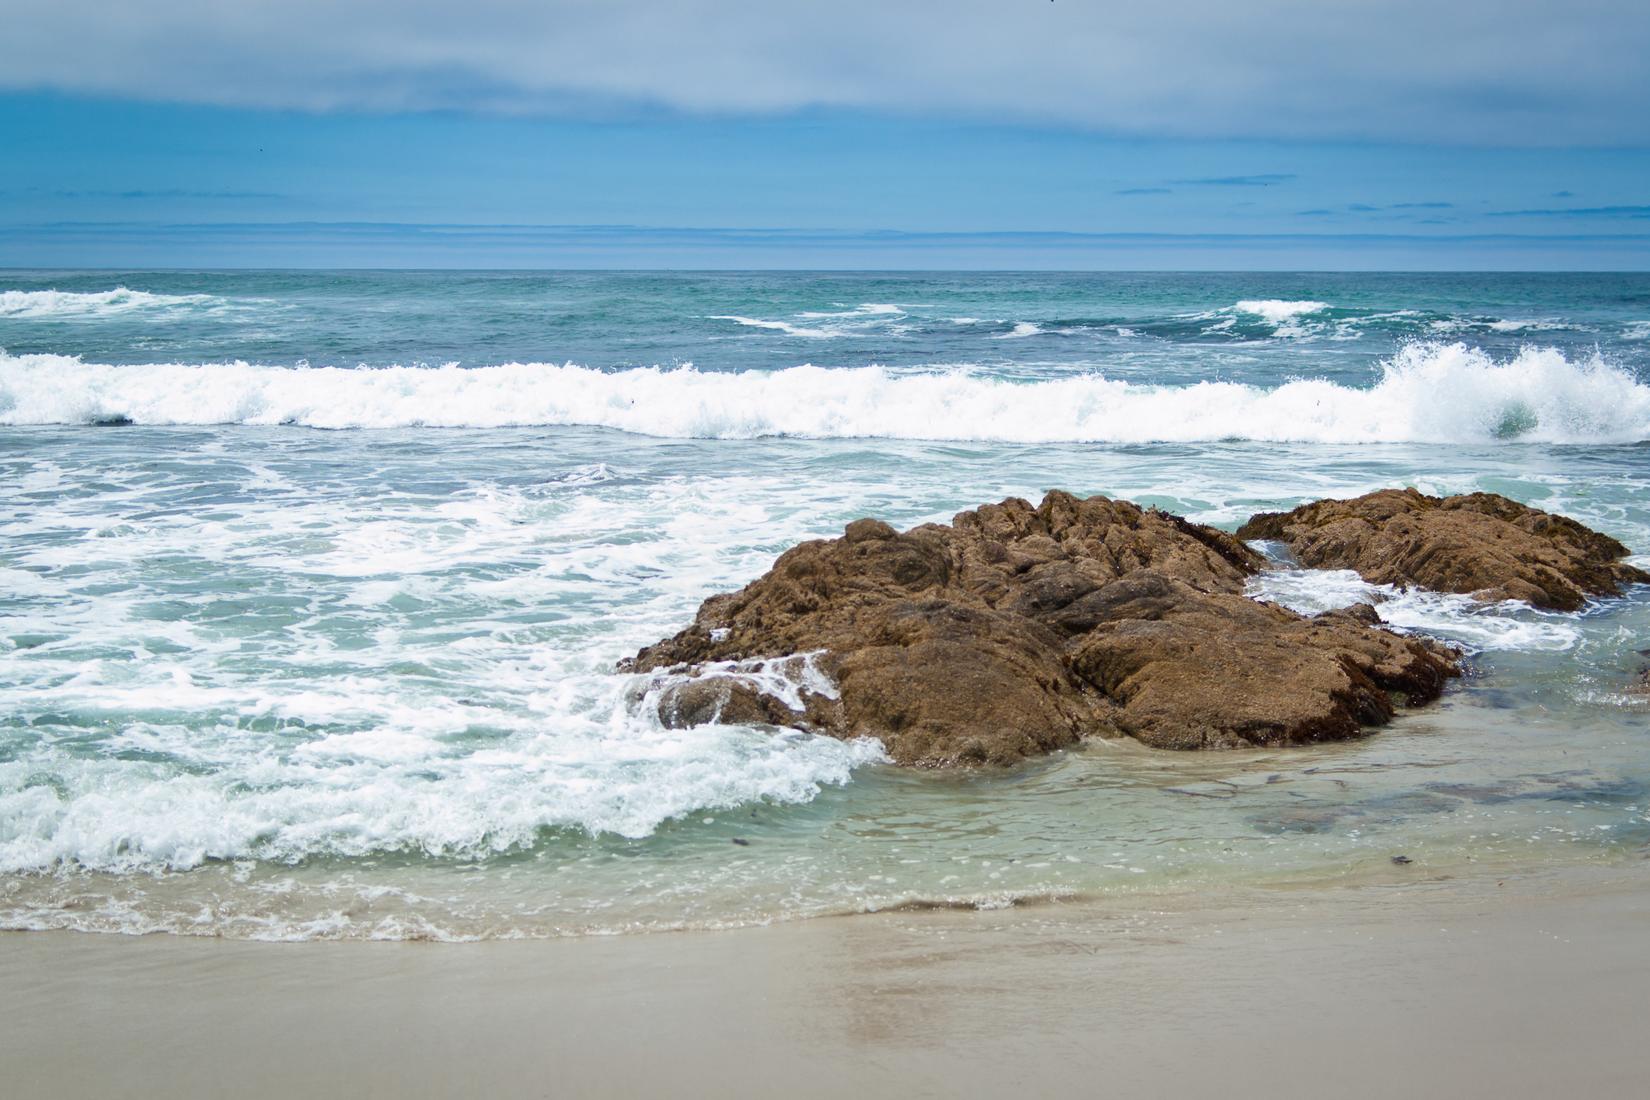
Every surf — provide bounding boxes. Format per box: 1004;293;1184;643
2;342;1645;444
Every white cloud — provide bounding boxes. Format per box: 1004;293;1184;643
3;0;1647;144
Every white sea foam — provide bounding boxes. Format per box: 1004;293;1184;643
1246;567;1584;652
796;303;902;319
638;651;843;715
3;342;1646;443
0;462;843;876
1429;316;1577;336
0;287;231;319
1486;319;1572;332
712;303;904;338
0;468;893;874
0;722;886;872
709;314;835;338
0;748;858;879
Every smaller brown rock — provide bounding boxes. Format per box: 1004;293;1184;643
1239;488;1649;611
1069;581;1456;750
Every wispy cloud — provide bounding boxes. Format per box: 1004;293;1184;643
1114;187;1172;195
1297;201;1456;216
1169;173;1295;187
5;186;285;200
85;189;280;201
1488;205;1650;218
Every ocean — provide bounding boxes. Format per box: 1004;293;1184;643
2;269;1647;939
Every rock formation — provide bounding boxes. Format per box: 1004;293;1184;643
1238;488;1649;612
626;492;1458;766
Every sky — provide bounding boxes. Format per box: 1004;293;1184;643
2;0;1649;269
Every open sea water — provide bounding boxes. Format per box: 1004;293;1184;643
2;270;1648;939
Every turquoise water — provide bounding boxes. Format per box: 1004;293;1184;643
1;271;1647;938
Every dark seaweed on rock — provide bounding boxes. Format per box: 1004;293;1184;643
1239;487;1650;612
626;492;1459;767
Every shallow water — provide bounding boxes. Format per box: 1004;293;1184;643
1;271;1647;938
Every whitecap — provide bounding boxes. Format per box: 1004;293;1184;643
1234;299;1331;324
0;287;234;319
4;342;1645;444
796;303;903;319
708;314;834;338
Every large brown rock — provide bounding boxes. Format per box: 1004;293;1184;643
626;492;1459;766
1238;488;1649;612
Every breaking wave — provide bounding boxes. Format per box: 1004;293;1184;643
0;287;230;319
1207;298;1334;338
1234;299;1331;323
1;342;1646;444
995;321;1044;339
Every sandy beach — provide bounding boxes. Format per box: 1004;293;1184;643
5;861;1648;1099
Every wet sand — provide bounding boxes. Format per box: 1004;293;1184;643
4;863;1649;1099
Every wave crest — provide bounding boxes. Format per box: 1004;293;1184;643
0;343;1645;443
1234;299;1330;323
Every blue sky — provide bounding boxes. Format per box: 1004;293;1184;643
3;1;1648;268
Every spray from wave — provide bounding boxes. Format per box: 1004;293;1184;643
1;342;1645;444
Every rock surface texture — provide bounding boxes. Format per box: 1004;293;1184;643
1238;488;1650;612
627;492;1459;766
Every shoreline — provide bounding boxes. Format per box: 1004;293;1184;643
5;860;1649;1098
